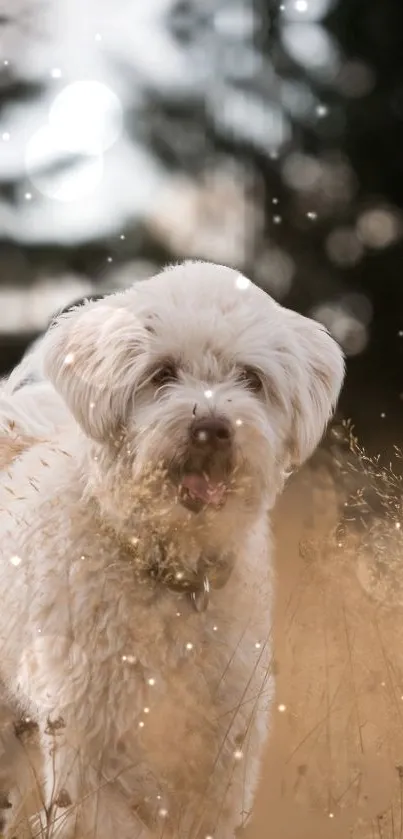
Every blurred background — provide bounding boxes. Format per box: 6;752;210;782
0;0;402;457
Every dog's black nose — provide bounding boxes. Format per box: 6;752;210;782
190;416;233;448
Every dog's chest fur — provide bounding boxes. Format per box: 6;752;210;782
61;528;272;790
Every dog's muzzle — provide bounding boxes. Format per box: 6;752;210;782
176;415;234;513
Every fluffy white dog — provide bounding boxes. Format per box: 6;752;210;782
0;261;344;839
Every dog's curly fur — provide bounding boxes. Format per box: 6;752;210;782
0;261;344;838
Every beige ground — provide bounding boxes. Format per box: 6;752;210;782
247;460;403;839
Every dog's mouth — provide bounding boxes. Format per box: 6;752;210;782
178;472;228;513
169;448;233;514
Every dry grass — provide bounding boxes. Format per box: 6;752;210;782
0;433;38;472
3;425;403;837
248;426;403;838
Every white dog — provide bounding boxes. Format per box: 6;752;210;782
0;261;344;839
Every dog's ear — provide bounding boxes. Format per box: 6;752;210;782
42;298;147;441
285;311;345;467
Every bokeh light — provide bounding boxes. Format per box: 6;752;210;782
281;23;340;78
280;0;336;22
326;226;364;266
282;153;322;191
313;298;371;355
211;91;291;152
49;81;123;155
255;249;295;299
356;207;401;249
25;125;103;201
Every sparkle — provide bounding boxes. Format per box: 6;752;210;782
295;0;308;10
255;641;262;649
50;68;62;78
273;215;282;224
196;430;208;443
2;132;10;142
396;522;401;530
307;211;317;220
63;352;75;366
329;812;334;819
234;748;243;761
130;536;139;546
37;628;42;634
316;104;329;117
175;571;184;580
205;835;214;839
138;720;145;728
107;257;113;263
204;389;213;400
381;681;386;687
269;149;279;159
399;331;403;337
278;703;287;712
120;234;125;239
89;401;95;409
10;555;21;566
121;654;137;664
158;808;168;818
24;192;32;201
176;611;181;617
148;677;156;686
235;274;250;290
143;707;150;714
213;625;218;631
3;60;9;66
272;197;279;204
380;412;386;418
80;555;86;560
185;642;194;651
235;418;243;427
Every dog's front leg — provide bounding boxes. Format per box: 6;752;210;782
34;714;87;839
37;714;149;839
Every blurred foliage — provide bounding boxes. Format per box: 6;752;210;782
0;0;402;452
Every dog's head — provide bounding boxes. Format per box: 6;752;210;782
42;261;344;529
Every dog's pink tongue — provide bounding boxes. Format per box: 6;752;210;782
181;474;226;505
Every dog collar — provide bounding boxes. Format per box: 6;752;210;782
121;529;234;613
148;553;234;613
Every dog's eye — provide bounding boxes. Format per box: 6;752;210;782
151;363;178;387
238;367;263;393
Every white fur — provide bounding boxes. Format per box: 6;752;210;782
0;261;344;838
